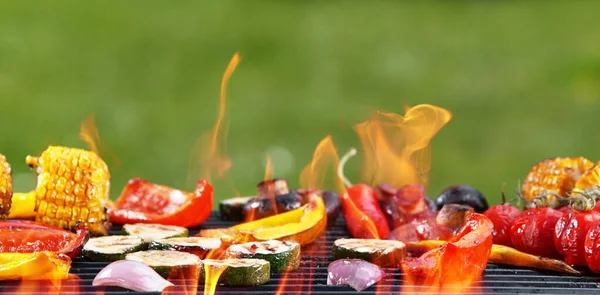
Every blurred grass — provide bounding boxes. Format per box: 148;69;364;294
1;1;600;209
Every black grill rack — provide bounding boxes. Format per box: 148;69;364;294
2;212;600;294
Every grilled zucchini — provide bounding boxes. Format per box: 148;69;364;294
122;223;189;243
226;240;300;273
82;235;146;261
125;250;201;279
332;238;406;267
149;237;221;259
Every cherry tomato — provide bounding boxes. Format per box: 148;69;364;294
483;203;520;246
584;221;600;273
510;208;563;258
554;210;600;266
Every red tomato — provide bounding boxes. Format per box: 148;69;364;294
554;210;600;266
585;221;600;273
483;204;521;246
510;208;563;258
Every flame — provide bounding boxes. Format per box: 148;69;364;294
11;274;80;295
79;114;120;166
353;104;452;188
188;53;240;185
299;135;345;194
201;245;231;295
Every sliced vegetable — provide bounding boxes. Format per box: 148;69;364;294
149;237;221;259
0;220;89;258
125;250;201;279
327;259;384;292
199;195;327;246
226;240;300;273
0;251;71;280
7;191;36;219
405;240;580;275
93;260;174;292
337;149;390;239
401;212;493;286
332;238;406;267
108;178;213;228
82;235;145;261
244;192;304;221
200;259;270;286
220;196;252;221
123;223;188;243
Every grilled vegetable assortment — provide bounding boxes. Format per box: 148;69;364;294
27;146;111;236
226;240;300;273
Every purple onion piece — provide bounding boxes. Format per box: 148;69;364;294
327;259;385;291
93;260;174;292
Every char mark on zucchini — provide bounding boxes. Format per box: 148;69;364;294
226;240;300;273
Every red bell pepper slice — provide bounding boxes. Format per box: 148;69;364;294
401;212;493;288
0;220;89;258
108;178;213;228
340;184;390;239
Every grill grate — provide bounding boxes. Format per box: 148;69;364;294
2;212;600;294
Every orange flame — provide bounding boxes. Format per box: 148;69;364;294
201;245;231;295
353;104;452;188
79;114;120;166
299;135;345;194
188;53;241;185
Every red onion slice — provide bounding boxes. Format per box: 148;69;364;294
327;259;385;291
93;260;174;292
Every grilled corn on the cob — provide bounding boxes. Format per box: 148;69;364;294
26;146;111;236
0;154;12;219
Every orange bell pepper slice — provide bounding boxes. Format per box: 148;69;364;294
199;194;327;246
401;212;493;289
0;251;71;281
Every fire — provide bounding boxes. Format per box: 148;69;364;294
299;135;345;194
79;114;120;166
353;104;452;188
188;52;240;185
264;153;274;181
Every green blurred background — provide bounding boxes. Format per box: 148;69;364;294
2;1;600;209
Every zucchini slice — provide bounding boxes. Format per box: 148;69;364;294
219;196;252;221
149;237;221;259
122;223;189;243
332;238;406;267
226;240;300;273
125;250;201;279
82;235;146;262
200;259;270;286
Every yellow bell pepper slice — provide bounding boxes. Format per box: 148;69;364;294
0;251;71;280
199;195;327;246
7;191;36;219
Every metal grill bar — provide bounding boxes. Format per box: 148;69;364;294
1;212;600;294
